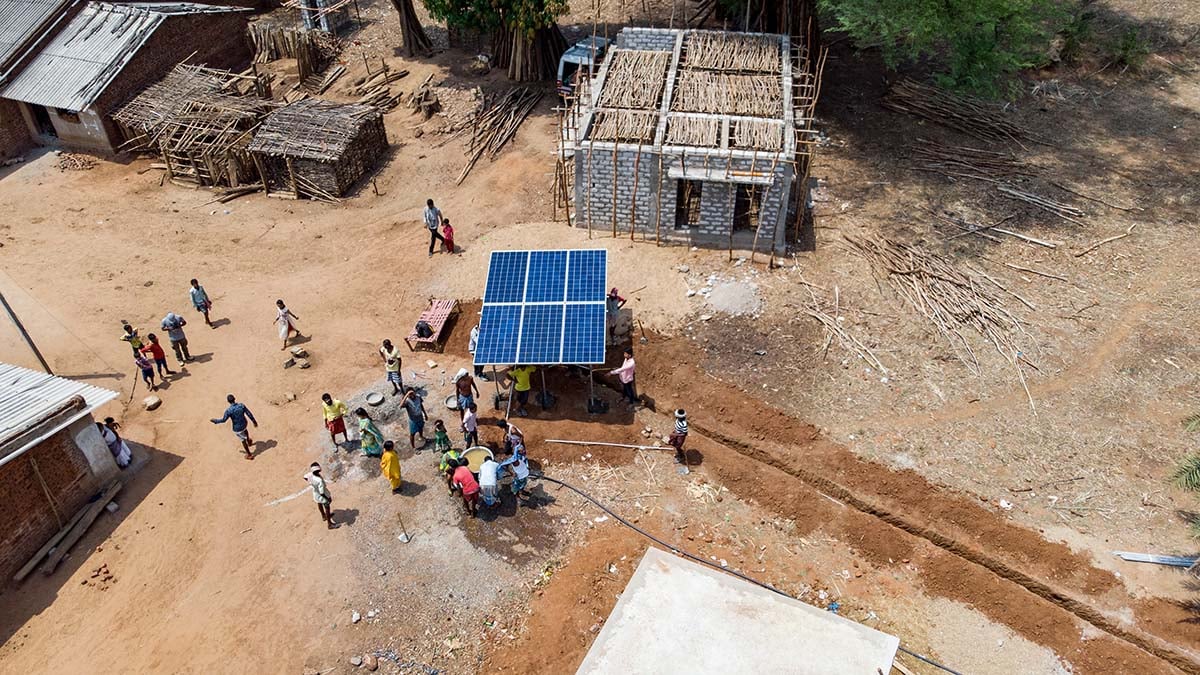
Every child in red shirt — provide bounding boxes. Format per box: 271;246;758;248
441;218;455;254
138;333;176;378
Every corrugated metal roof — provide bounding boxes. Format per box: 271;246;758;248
0;0;75;74
0;2;247;111
0;362;117;449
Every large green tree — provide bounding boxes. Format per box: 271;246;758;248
423;0;568;81
818;0;1067;96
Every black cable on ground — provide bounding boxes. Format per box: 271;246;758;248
535;472;964;675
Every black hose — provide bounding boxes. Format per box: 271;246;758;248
535;472;964;675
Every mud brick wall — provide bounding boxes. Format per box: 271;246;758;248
615;27;677;51
86;11;252;150
0;99;33;160
0;422;102;581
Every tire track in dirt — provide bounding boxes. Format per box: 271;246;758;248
688;421;1200;674
628;343;1200;674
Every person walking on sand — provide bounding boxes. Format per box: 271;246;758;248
121;323;144;356
380;339;403;395
423;199;444;257
462;402;479;448
161;312;192;364
356;407;384;457
210;394;258;460
189;279;213;327
441;218;455;254
321;393;350;446
453;368;479;421
380;440;402;493
304;463;337;528
134;351;157;391
669;409;689;465
139;333;175;378
401;387;429;449
611;348;637;406
274;299;301;350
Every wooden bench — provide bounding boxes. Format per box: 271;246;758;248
405;298;459;352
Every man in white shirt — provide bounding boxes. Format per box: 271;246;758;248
468;323;487;380
478;457;500;508
423;198;444;257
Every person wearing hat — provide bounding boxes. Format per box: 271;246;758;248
453;368;480;421
669;409;689;465
303;463;337;528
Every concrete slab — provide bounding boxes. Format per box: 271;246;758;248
577;547;899;675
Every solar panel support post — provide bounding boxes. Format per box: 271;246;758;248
539;369;549;411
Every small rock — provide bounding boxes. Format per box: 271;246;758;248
589;623;600;633
699;314;712;322
677;265;690;273
753;349;767;356
426;360;438;368
285;392;296;402
142;281;153;287
105;501;119;513
349;655;363;667
143;395;162;411
364;654;379;671
283;357;296;369
378;570;386;576
367;610;376;618
351;611;361;624
296;358;311;369
413;127;424;138
290;347;309;358
686;289;696;297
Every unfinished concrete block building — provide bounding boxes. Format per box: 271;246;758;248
557;28;821;257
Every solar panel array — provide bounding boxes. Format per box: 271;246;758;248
474;249;608;366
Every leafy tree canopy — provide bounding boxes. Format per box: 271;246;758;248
424;0;568;36
818;0;1067;96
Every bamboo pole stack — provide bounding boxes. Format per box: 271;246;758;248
457;86;542;184
883;79;1046;147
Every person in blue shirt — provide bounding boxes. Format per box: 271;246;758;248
189;278;213;327
496;444;531;504
210;394;258;459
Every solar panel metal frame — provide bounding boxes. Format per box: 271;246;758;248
474;248;608;366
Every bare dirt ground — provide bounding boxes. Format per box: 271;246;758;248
1;0;1198;673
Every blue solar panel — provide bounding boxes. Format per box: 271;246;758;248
483;251;529;303
517;304;564;363
475;304;521;364
566;249;607;302
524;250;568;302
562;303;606;364
476;248;607;366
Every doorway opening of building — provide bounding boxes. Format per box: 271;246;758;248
734;184;763;232
674;179;703;229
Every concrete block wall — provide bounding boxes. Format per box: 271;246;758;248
615;27;677;51
573;145;794;252
575;145;662;233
